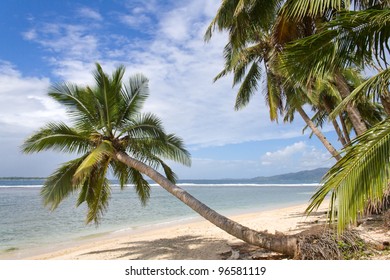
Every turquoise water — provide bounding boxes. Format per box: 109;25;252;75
0;179;319;258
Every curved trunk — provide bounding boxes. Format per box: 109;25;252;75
115;151;298;257
323;102;347;148
339;113;351;145
334;73;368;136
296;107;342;161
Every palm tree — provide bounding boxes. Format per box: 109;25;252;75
280;1;390;231
22;63;302;257
208;0;389;232
205;0;344;160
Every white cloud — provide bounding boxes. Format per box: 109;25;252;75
18;0;315;150
23;22;101;83
120;14;152;29
0;61;66;132
263;142;306;160
22;29;37;40
260;141;334;174
78;7;103;21
159;9;191;41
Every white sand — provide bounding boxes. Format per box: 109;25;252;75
24;202;330;260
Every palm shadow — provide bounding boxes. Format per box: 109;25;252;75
81;234;230;260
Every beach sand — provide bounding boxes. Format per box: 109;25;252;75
19;202;390;260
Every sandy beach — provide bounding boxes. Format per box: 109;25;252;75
0;200;384;260
18;202;333;260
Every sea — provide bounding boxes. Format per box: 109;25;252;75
0;178;320;259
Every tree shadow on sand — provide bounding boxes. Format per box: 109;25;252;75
80;235;231;260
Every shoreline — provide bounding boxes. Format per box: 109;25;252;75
6;201;331;260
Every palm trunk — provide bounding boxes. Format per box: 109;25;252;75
339;114;351;145
334;73;367;136
296;107;342;161
115;151;298;257
323;102;347;148
380;93;390;116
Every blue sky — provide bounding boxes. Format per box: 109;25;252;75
0;0;339;179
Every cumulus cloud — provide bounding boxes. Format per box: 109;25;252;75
19;0;311;150
0;61;66;133
260;141;334;174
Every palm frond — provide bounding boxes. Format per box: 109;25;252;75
49;83;100;130
85;173;111;225
93;63;125;134
126;134;191;169
281;0;347;20
204;0;281;45
232;43;266;86
121;113;166;140
265;71;283;121
204;0;240;42
109;160;152;203
110;161;131;190
22;122;90;154
281;9;390;84
353;0;390;9
331;68;390;118
41;156;86;210
306;117;390;232
128;168;151;205
116;74;149;127
235;60;262;110
75;155;112;225
73;140;114;184
160;134;192;167
159;160;178;184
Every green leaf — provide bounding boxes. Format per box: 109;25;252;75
307;118;390;232
73;140;114;184
331;68;390;118
281;9;390;84
22;122;89;154
128;168;151;206
117;74;149;127
41;156;86;210
22;63;191;225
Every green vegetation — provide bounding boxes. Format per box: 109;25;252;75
207;0;389;233
22;64;191;224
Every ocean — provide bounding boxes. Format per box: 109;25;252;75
0;178;320;258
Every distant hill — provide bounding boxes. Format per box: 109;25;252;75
179;168;329;184
1;168;329;185
249;168;328;184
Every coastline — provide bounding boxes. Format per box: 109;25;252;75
15;202;330;260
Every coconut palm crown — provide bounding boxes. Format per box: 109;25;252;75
22;63;191;224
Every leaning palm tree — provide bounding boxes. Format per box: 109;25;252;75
23;63;303;257
206;0;344;160
280;1;390;231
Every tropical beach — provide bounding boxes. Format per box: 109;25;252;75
25;203;325;260
0;179;323;260
0;201;387;260
6;203;332;260
0;0;389;267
